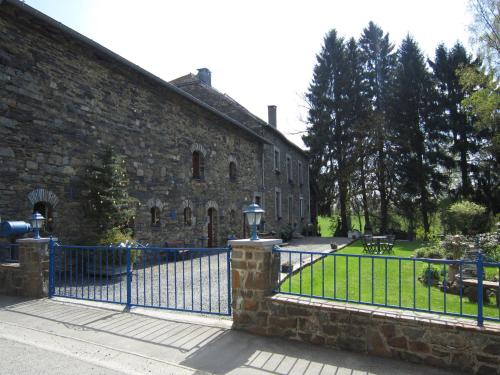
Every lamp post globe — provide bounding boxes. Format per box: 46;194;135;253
243;203;264;241
30;212;45;239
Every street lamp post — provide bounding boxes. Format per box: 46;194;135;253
243;203;264;241
30;212;45;239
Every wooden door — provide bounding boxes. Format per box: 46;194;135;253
208;208;215;247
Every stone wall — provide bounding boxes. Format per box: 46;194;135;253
169;71;312;238
261;132;310;237
0;238;50;298
0;1;263;245
231;240;500;375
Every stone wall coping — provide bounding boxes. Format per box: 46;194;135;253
16;237;57;244
229;238;282;247
270;293;500;335
0;263;21;269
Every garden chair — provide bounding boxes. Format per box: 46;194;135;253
362;235;376;254
380;235;395;254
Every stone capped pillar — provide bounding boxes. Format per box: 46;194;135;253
17;237;53;298
229;238;282;334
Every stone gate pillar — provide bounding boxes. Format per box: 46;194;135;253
229;238;282;335
17;237;52;298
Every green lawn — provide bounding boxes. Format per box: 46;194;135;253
281;240;499;322
317;215;365;237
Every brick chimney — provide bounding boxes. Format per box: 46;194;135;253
197;68;211;87
268;105;277;128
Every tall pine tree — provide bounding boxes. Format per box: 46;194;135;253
304;31;363;236
390;36;449;238
359;22;396;234
429;43;481;198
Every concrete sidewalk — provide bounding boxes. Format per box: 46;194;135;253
0;296;454;375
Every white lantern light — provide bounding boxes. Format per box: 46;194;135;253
243;203;264;240
30;212;45;239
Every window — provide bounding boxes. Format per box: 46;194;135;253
150;206;161;226
298;161;303;186
229;161;237;181
299;196;304;219
255;195;261;207
192;151;205;180
275;189;281;220
183;207;192;226
33;201;54;232
273;147;280;173
288;195;293;224
286;155;292;183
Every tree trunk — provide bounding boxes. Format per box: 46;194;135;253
338;179;349;237
377;134;388;234
360;155;372;232
459;143;470;197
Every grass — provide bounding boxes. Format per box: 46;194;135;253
317;215;366;237
282;240;499;322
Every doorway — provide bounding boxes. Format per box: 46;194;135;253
207;207;217;247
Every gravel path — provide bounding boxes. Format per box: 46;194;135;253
53;249;231;315
277;237;351;267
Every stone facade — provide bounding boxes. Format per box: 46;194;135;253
0;0;309;246
171;74;311;237
231;240;500;375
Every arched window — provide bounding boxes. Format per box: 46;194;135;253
192;151;205;180
183;207;192;226
33;202;54;233
150;206;161;226
229;162;237;181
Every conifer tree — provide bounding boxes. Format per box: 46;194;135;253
359;22;396;234
304;31;365;236
82;147;137;240
429;43;481;198
390;36;448;238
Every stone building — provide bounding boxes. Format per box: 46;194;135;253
0;0;310;246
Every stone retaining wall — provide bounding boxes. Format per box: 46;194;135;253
0;263;25;296
0;238;50;298
231;239;500;375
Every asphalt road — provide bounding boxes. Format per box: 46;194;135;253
0;338;126;375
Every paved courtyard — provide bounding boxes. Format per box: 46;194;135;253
0;296;455;375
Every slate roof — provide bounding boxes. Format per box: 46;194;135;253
170;74;307;156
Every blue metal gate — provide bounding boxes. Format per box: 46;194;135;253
48;239;232;316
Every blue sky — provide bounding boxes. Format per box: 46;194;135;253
24;0;473;147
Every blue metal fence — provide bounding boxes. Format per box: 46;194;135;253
273;247;500;326
49;239;231;316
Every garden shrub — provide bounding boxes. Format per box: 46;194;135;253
477;233;500;262
442;200;489;235
279;225;294;242
420;265;441;286
441;234;470;259
414;245;444;259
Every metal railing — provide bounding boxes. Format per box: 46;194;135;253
49;240;232;316
0;243;19;263
273;247;500;326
